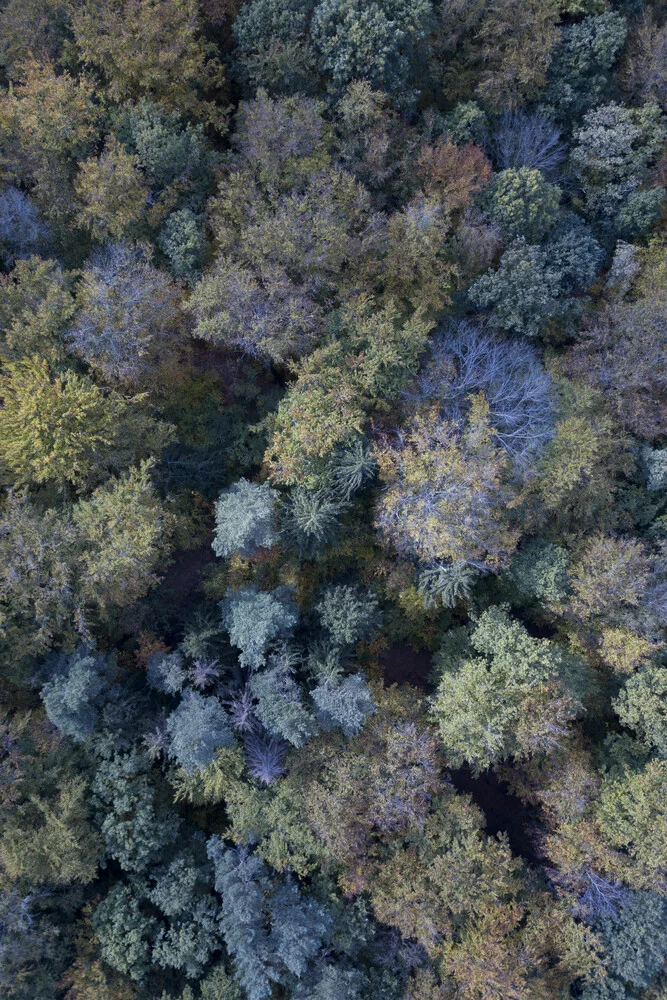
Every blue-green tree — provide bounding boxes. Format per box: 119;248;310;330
221;585;299;669
40;647;111;742
213;478;279;559
166;691;234;775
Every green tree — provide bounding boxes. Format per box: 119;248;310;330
310;0;433;100
485;167;561;243
280;487;348;559
92;882;157;983
250;659;317;747
545;13;628;118
70;0;226;125
0;776;101;888
591;892;667;992
312;673;376;736
596;759;667;877
0;256;75;364
74;137;150;242
92;748;181;873
431;606;588;771
468;223;602;337
73;461;173;611
266;298;432;485
315;584;381;647
570;103;666;224
614;665;667;758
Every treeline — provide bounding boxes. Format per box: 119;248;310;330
0;1;666;999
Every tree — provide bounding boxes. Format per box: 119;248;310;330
67;241;181;385
0;464;171;667
0;256;75;364
374;399;520;571
146;651;186;695
92;748;181;873
415;321;556;470
266;298;432;485
267;881;332;977
0;187;50;267
530;381;634;534
490;111;565;176
570;102;666;224
166;691;234;775
0;356;173;490
315;584;381;647
0;0;70;82
567;535;656;624
310;0;433;101
40;647;111;742
621;12;667;109
506;538;569;604
545;13;628;119
92;882;157;983
468;223;602;338
614;665;667;758
207;840;332;1000
0;59;103;230
188;257;324;364
158;208;205;283
435;0;558;110
74;138;150;242
0;776;101;888
220;585;299;668
70;0;226;125
73;461;173;611
417;139;492;214
382;197;458;316
431;606;588;771
590;892;667;992
206;842;274;1000
149;852;223;977
250;658;317;747
563;243;667;439
0;492;84;663
115;99;213;201
230;91;329;191
189;165;383;363
484;167;561;243
596;759;667;877
312;673;376;735
212;479;279;559
280;487;348;559
232;0;319;96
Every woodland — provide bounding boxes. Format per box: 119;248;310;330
0;0;666;998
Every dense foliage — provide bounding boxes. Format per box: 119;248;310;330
1;1;666;999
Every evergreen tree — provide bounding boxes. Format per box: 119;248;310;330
213;478;279;559
166;691;234;775
40;647;111;742
220;585;299;669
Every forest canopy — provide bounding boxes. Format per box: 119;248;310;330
0;1;667;999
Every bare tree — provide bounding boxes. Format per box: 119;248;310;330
415;321;556;471
67;241;181;384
